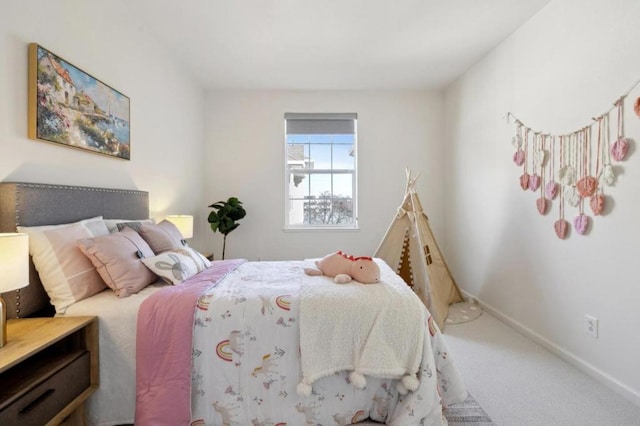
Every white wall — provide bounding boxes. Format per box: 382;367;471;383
204;90;444;260
444;0;640;404
0;0;209;250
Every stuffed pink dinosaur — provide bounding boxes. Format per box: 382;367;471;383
304;251;381;284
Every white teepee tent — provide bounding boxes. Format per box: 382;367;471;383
375;169;472;328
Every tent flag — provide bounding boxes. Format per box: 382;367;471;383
375;169;477;328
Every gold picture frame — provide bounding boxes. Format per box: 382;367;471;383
28;43;130;160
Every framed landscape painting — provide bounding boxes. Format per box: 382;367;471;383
28;43;131;160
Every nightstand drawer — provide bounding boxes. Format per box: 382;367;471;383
0;351;90;425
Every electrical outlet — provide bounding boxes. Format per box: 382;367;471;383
585;315;598;338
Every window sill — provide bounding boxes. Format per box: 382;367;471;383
283;226;360;232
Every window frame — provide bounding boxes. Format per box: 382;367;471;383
284;113;358;230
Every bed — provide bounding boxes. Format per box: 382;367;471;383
0;182;467;426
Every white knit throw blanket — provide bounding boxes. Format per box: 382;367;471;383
298;259;426;395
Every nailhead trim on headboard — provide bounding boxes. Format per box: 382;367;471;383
13;183;148;227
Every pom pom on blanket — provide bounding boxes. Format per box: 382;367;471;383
349;371;367;390
299;259;425;402
396;373;420;395
402;373;420;391
297;379;313;396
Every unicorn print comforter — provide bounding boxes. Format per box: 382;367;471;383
137;260;466;426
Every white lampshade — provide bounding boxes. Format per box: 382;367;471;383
0;233;29;293
166;215;194;239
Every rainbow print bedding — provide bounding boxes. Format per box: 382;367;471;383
136;260;466;426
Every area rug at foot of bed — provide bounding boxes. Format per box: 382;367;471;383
358;393;494;425
442;393;495;425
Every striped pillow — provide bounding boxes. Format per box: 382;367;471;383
18;219;107;313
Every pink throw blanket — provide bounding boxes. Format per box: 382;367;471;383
135;259;246;426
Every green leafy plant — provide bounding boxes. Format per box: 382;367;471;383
207;197;246;259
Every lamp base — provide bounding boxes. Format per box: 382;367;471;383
0;294;7;347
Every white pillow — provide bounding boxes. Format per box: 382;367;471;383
104;218;154;234
83;217;110;237
17;217;108;313
141;246;211;284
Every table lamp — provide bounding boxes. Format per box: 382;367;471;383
0;233;29;348
166;215;193;244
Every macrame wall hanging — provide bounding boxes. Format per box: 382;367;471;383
507;80;640;240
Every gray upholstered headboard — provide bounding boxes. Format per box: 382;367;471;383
0;182;149;318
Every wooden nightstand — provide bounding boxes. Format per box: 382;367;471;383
0;316;98;426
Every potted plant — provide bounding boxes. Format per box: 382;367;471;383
207;197;246;259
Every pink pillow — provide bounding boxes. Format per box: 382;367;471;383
137;220;185;253
77;227;157;297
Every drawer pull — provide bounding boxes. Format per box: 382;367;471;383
19;389;55;414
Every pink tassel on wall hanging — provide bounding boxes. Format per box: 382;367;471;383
529;174;541;191
536;197;548;215
506;77;640;240
518;127;531;190
544;136;558;200
611;98;630;161
545;182;558;199
611;138;629;161
573;214;589;235
554;219;569;239
576;176;597;197
529;134;543;192
513;149;525;166
590;193;605;215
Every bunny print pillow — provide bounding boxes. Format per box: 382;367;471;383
142;246;211;284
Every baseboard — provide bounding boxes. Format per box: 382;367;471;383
460;290;640;408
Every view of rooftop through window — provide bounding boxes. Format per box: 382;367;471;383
286;131;356;227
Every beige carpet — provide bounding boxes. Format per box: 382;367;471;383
444;310;640;425
445;300;483;325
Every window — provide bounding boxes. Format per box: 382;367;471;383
285;113;357;229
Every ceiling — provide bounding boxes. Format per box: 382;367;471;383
124;0;550;91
